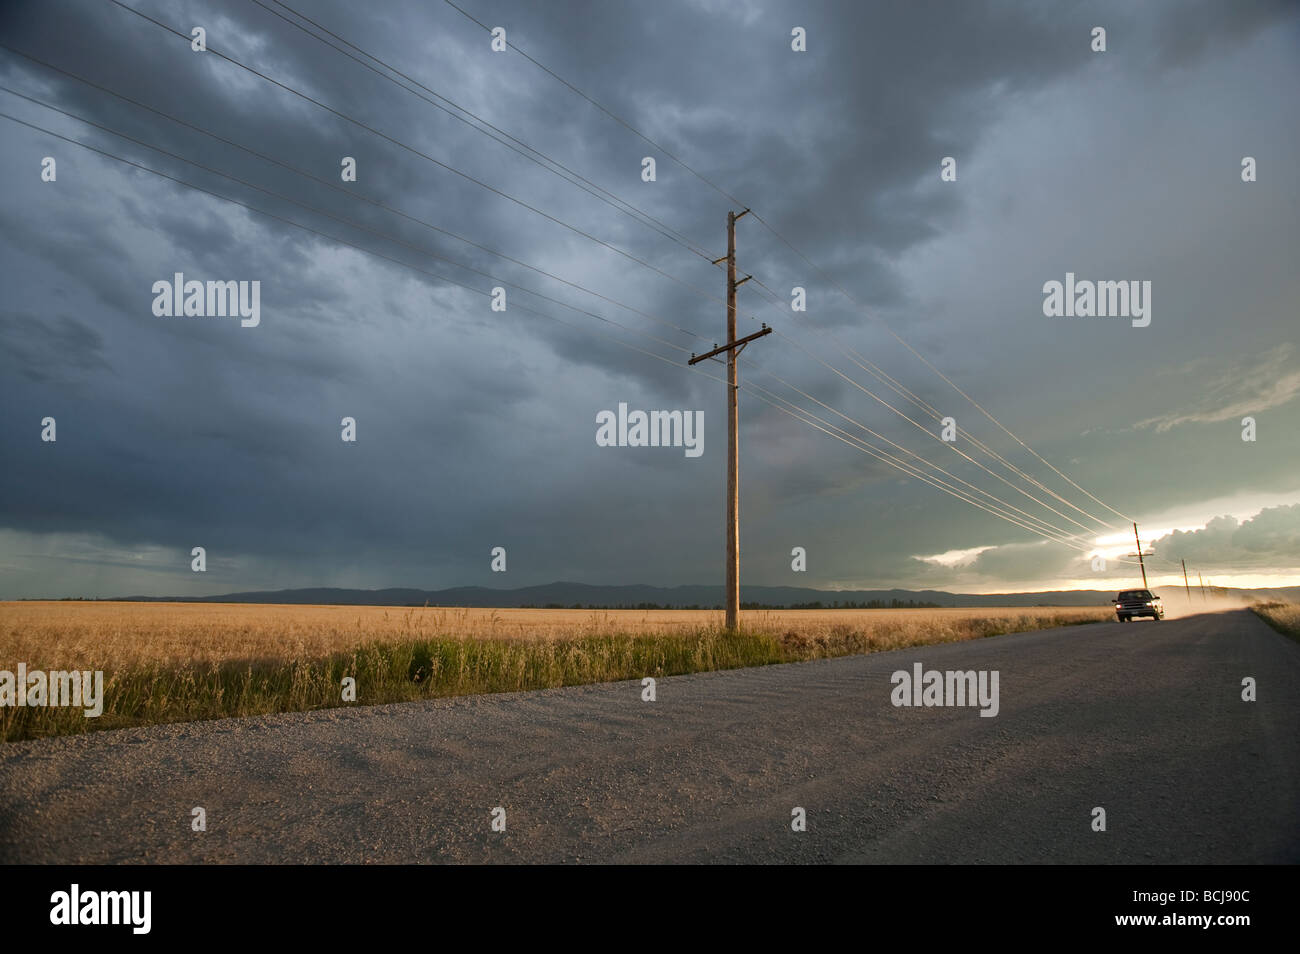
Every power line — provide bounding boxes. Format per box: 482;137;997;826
8;13;1139;569
105;0;740;317
6;105;1125;565
741;273;1126;532
759;303;1120;534
443;0;744;209
444;0;1135;525
0;44;708;344
742;379;1139;561
764;326;1107;535
252;0;718;263
751;217;1136;524
115;0;1131;549
0;86;697;357
166;1;1127;556
719;244;1119;539
733;276;1143;553
6;53;1096;552
741;360;1113;548
0;109;718;378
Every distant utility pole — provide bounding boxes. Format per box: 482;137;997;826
689;208;771;632
1181;558;1191;600
1198;571;1206;601
1133;522;1149;590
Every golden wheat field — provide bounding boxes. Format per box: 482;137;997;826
1252;602;1300;641
0;601;1112;668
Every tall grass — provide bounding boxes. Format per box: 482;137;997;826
0;603;1109;742
1251;601;1300;643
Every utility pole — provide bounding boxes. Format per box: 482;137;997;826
1197;571;1205;601
689;208;771;632
1133;522;1149;590
1181;558;1191;601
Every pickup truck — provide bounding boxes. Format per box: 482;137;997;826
1115;589;1164;622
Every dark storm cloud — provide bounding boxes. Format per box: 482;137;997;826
0;312;110;383
1;0;1297;597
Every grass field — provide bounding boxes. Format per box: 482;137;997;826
1251;601;1300;643
0;601;1111;742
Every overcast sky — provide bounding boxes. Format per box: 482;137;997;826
1;0;1297;599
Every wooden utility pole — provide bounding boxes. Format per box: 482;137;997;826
689;208;770;631
1197;571;1206;601
1133;522;1148;590
1181;558;1191;600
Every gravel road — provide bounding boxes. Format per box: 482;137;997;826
2;609;1296;863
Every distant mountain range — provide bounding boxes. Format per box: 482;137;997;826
93;581;1300;608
